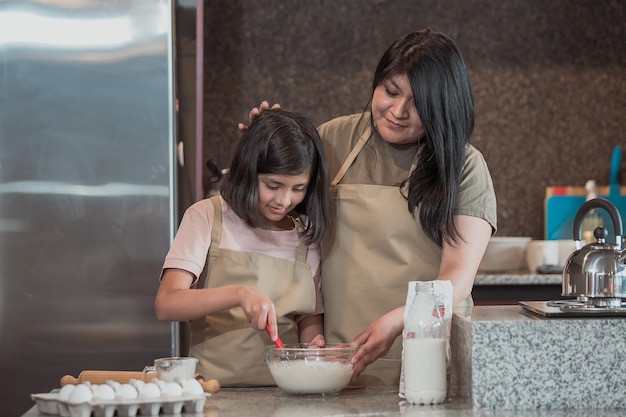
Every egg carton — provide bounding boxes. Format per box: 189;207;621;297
31;392;207;417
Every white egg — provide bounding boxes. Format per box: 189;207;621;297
58;384;75;401
92;384;115;401
129;378;145;391
156;379;168;390
180;378;204;396
139;382;161;399
115;383;138;400
161;382;183;397
68;384;93;403
106;380;121;391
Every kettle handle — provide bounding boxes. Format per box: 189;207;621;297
572;197;623;248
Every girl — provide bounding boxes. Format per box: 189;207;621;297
155;109;332;386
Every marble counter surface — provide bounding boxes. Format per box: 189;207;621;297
474;273;561;286
20;386;625;417
451;306;626;410
21;307;625;417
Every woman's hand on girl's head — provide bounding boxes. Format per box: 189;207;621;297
237;101;281;132
237;285;277;331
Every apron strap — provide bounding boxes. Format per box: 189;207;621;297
331;127;372;186
209;196;223;247
197;196;308;285
331;125;419;187
295;236;308;263
400;153;420;196
196;196;222;289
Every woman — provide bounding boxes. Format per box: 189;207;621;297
244;28;497;386
155;109;331;386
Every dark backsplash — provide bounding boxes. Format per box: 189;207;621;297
199;0;625;239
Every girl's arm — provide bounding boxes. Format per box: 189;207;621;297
154;268;278;331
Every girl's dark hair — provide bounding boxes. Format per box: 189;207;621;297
371;28;475;246
221;108;332;245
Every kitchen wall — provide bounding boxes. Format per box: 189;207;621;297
198;0;625;239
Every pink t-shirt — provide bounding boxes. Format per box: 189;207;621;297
162;196;323;314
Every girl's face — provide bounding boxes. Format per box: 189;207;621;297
257;172;310;229
371;73;425;144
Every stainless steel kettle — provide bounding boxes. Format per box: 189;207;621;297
562;198;626;307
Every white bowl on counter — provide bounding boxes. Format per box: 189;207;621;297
478;237;532;273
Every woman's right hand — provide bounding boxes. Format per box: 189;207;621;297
237;285;278;333
349;307;404;379
237;100;281;131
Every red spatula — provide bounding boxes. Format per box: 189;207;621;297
265;324;284;348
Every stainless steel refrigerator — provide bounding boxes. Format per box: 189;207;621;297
0;1;178;414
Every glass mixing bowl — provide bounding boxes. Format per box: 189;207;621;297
265;343;359;395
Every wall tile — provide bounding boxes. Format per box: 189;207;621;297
202;0;625;238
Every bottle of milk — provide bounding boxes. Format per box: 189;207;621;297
403;281;448;405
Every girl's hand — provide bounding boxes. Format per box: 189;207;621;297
309;334;325;347
238;286;277;332
237;101;281;131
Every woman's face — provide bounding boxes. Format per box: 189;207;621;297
257;172;309;229
371;73;425;144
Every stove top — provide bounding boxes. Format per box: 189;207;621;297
519;300;626;317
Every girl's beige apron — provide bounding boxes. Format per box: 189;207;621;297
322;129;443;387
189;196;315;386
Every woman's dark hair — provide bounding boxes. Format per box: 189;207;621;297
221;109;332;245
371;28;475;246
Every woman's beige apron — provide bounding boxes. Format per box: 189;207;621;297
189;196;316;386
321;129;443;387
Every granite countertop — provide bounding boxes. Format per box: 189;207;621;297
195;386;623;417
453;305;626;410
474;273;562;286
21;386;621;417
21;307;625;417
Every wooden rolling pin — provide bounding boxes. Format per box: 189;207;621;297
60;370;221;394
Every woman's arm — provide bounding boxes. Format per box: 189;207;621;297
154;268;278;331
349;215;492;378
437;214;492;304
